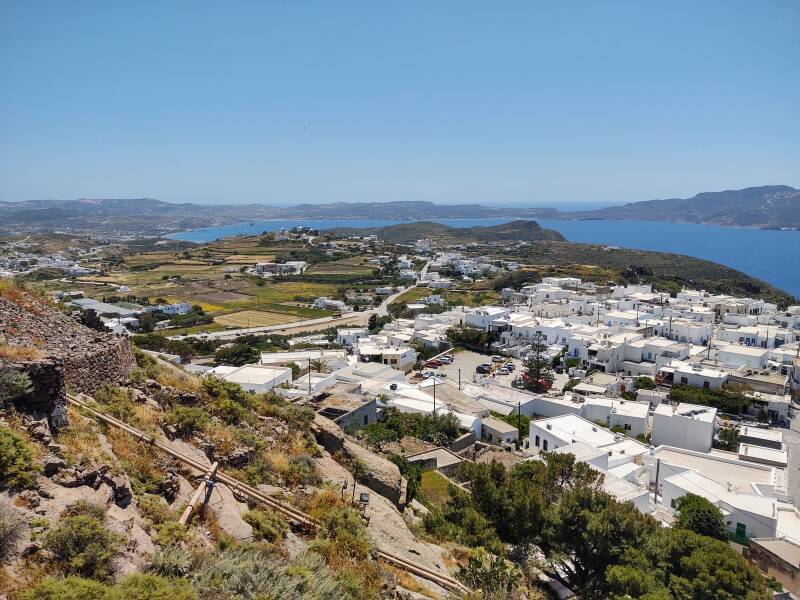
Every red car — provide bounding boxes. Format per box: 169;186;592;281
425;359;442;368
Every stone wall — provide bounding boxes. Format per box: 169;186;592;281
62;335;137;395
5;358;68;428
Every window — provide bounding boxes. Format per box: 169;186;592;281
680;376;688;384
542;440;548;451
624;424;631;431
703;381;710;388
363;414;369;426
535;435;540;447
670;499;676;509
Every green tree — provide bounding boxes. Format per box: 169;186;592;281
542;488;657;599
521;331;554;392
606;528;769;600
716;426;741;451
634;376;656;390
214;343;259;366
674;493;727;541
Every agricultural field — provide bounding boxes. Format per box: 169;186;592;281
306;256;375;275
213;310;297;328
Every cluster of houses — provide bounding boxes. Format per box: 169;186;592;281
0;244;100;278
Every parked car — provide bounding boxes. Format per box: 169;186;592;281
425;360;442;368
497;367;511;375
422;370;435;378
439;355;453;364
491;355;504;362
506;363;516;371
476;365;491;374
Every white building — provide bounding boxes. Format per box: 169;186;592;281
337;327;368;348
581;397;649;437
528;414;648;468
143;302;191;315
207;364;293;393
313;297;347;312
651;403;717;453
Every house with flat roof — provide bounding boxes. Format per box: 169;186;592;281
480;416;519;446
581;397;649;437
651;403;717;453
528;414;648;468
207;364;292;393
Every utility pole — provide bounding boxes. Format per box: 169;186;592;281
432;376;436;414
307;357;312;394
517;401;522;439
654;458;661;503
457;368;461;390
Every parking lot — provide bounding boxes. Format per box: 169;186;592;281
414;349;521;388
414;348;570;392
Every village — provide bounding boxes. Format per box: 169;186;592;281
36;227;799;594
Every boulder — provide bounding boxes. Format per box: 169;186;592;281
41;455;66;476
312;415;407;507
312;413;345;453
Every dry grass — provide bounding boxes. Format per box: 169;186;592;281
0;344;43;361
381;564;439;598
55;407;116;466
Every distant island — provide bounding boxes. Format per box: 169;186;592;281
0;185;797;236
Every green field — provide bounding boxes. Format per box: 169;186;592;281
214;310;297;328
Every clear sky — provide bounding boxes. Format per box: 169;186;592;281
0;1;797;206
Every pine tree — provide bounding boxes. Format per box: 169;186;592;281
522;331;554;392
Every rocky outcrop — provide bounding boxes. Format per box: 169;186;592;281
313;414;407;507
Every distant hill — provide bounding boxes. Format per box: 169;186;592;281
568;185;800;228
1;185;797;235
329;220;566;244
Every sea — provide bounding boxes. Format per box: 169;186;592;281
167;218;800;298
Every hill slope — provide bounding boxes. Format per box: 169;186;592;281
330;219;566;243
570;185;800;228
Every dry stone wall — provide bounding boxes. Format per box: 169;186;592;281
1;292;136;426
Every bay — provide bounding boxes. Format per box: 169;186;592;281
167;218;800;298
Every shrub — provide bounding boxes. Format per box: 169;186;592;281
166;406;209;436
285;454;321;486
108;573;197;600
147;545;192;577
0;369;33;402
153;521;189;547
62;501;106;521
0;502;24;560
0;425;39;489
21;576;109;600
42;514;123;579
191;547;352;599
243;508;288;542
311;506;372;564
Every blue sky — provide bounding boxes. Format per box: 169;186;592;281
0;1;797;206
